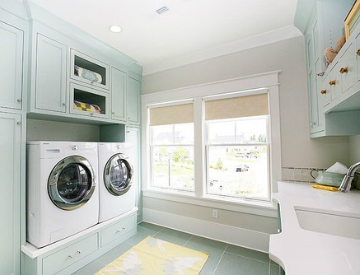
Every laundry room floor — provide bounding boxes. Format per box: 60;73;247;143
72;222;283;275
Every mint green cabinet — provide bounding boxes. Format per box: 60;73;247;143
0;112;22;275
126;126;142;222
0;20;24;110
127;77;141;125
111;68;127;122
35;34;67;113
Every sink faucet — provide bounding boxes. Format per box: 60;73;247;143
339;162;360;192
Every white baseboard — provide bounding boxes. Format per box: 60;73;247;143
143;208;270;253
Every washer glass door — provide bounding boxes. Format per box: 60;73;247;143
104;153;133;196
48;156;96;210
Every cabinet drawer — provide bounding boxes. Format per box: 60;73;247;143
320;74;331;107
329;62;341;101
101;214;136;247
339;41;357;93
43;233;98;275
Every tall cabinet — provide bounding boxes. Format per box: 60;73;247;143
0;7;27;275
126;126;142;222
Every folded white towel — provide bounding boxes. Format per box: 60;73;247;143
326;162;348;174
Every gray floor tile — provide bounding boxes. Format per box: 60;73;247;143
154;228;192;246
138;222;164;232
96;241;133;265
71;260;104;275
125;225;159;246
214;252;269;275
270;263;281;275
185;236;227;274
226;244;269;263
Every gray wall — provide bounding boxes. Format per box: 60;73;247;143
142;36;350;233
26;119;100;142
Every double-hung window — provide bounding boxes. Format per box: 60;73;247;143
205;92;270;201
149;102;194;191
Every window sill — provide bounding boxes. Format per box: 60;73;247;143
143;188;277;218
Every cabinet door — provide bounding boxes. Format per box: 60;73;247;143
127;77;141;125
111;68;127;122
126;127;142;222
308;68;319;133
0;21;23;110
35;34;67;113
0;112;21;275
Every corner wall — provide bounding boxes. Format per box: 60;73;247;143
141;36;350;251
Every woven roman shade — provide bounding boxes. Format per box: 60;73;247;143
205;93;268;120
149;103;193;126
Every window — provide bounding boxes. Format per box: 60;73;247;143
205;93;270;201
143;72;281;211
149;103;194;191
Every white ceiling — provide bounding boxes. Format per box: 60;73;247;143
29;0;299;74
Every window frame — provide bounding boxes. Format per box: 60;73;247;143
141;71;282;216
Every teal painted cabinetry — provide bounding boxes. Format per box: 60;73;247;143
126;126;142;222
35;34;67;113
305;14;324;135
0;21;23;110
296;0;360;137
23;211;137;275
127;77;141;125
0;112;22;275
111;68;127;122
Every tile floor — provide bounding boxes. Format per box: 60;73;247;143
73;222;284;275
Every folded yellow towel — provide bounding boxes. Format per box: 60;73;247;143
311;184;338;192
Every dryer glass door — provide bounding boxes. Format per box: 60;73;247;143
104;153;133;196
48;156;96;210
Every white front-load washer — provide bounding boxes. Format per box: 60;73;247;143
98;143;136;223
26;141;99;248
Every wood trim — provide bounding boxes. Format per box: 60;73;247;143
345;0;360;40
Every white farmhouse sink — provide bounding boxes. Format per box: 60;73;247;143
295;207;360;240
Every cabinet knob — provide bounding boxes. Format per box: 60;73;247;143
310;122;317;126
320;90;327;94
357;49;360;56
62;103;66;106
17;98;22;103
329;80;336;86
17;121;21;125
340;67;348;74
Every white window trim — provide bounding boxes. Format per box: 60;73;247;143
141;71;282;217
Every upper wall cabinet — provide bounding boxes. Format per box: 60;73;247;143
296;0;360;137
111;68;127;122
127;77;141;125
70;49;110;91
27;19;142;125
0;20;24;110
35;34;67;113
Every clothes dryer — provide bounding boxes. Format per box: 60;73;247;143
98;143;136;223
27;142;99;248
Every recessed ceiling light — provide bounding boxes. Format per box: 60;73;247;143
109;25;122;33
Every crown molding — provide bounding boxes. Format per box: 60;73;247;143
143;25;302;76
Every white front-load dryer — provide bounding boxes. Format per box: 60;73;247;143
98;143;136;223
26;141;99;248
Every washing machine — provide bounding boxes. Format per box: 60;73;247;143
98;143;136;223
26;141;99;248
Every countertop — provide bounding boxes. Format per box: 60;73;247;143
269;181;360;275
